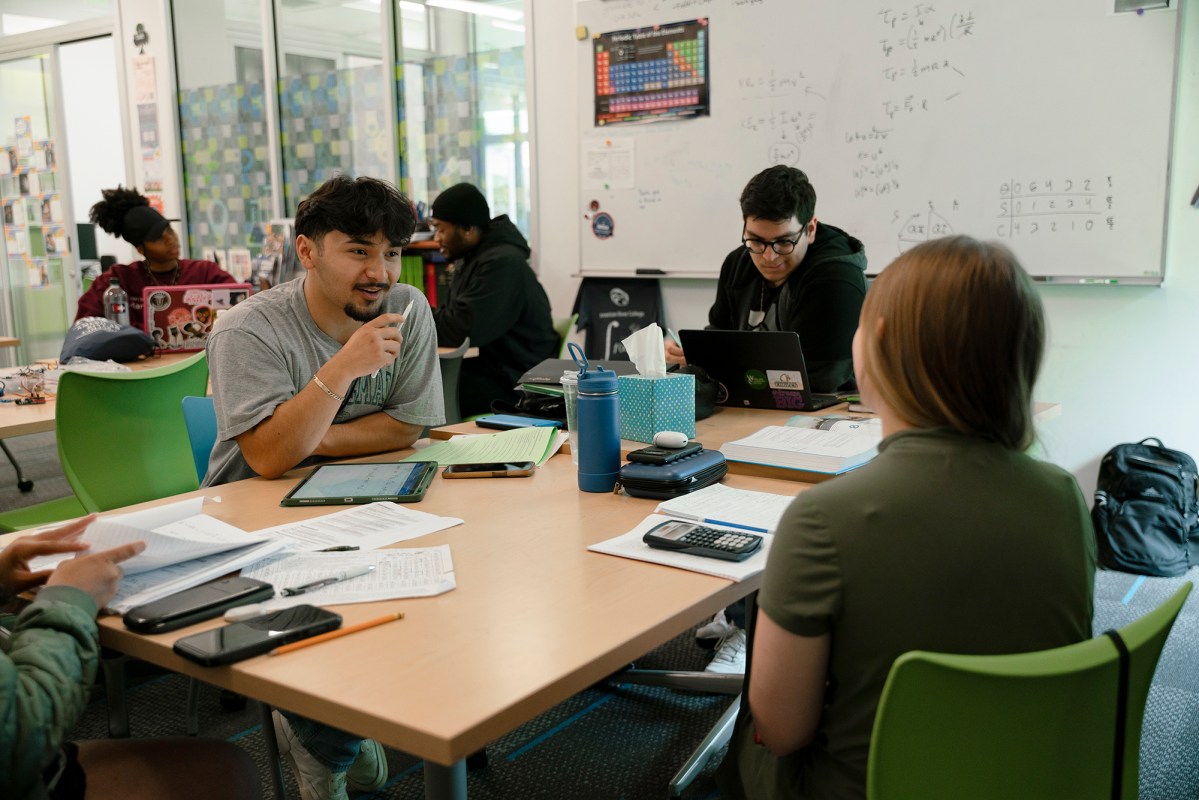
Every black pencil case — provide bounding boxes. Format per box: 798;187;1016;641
618;449;728;500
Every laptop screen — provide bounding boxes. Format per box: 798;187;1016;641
142;283;252;353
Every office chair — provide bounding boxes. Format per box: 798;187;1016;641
54;353;209;737
438;337;470;426
181;395;217;484
867;582;1192;800
56;352;208;513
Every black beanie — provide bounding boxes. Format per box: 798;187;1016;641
430;183;490;229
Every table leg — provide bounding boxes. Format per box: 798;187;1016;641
259;704;289;800
424;759;466;800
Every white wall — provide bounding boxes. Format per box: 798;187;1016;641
530;0;1199;493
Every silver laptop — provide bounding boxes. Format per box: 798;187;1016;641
678;329;842;412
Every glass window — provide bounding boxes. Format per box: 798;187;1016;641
173;0;271;282
276;0;390;215
396;0;530;232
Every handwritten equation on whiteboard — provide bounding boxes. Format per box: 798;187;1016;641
996;176;1114;239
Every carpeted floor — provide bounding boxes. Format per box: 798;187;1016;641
7;434;1198;798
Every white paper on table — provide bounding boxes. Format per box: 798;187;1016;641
655;484;797;534
587;514;772;582
241;547;456;608
30;498;265;576
105;539;288;614
252;502;463;552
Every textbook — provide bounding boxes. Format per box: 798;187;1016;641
720;425;881;475
655;483;797;534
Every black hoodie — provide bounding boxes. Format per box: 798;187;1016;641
433;215;559;414
708;222;868;393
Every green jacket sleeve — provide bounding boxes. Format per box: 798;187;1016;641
0;586;99;799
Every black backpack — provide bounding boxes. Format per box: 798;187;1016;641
1092;438;1199;577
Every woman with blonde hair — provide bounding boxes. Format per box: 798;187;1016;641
719;235;1096;799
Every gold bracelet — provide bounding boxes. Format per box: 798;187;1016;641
311;375;344;402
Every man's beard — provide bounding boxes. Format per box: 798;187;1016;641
343;283;391;322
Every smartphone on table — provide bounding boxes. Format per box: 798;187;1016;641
474;414;562;431
443;461;537;478
172;605;342;666
642;519;763;562
124;577;275;634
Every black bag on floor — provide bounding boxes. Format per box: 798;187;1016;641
1091;437;1199;577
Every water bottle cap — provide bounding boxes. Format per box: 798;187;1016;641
578;367;617;393
109;278;120;285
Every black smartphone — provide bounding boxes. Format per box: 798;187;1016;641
626;441;704;465
642;519;763;562
172;605;342;666
443;461;536;478
123;577;275;634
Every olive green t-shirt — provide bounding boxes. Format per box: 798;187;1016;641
722;427;1096;800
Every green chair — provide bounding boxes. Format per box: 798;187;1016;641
554;313;578;358
438;337;470;426
867;582;1193;800
57;352;208;512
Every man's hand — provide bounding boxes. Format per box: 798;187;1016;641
336;313;406;378
47;540;146;611
664;338;687;366
0;514;96;597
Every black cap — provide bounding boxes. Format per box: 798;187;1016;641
121;205;170;246
430;183;490;229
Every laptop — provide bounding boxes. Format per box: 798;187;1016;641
678;329;843;412
142;283;253;353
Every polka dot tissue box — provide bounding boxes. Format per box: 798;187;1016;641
618;373;695;444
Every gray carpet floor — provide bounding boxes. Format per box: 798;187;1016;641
6;432;1198;797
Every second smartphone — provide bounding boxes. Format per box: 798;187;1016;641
443;461;536;478
172;605;342;666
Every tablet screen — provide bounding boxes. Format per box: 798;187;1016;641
283;461;436;505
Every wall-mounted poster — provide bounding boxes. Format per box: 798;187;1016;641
593;19;710;127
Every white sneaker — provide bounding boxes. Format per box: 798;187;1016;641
272;710;349;800
695;609;733;646
346;738;388;792
705;627;747;675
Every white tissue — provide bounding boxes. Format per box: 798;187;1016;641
622;323;667;378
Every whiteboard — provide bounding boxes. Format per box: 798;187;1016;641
575;0;1180;284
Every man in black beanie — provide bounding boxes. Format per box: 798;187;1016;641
429;182;559;417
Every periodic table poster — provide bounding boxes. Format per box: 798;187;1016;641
593;19;709;127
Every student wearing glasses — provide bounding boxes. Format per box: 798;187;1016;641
717;236;1095;800
664;165;867;394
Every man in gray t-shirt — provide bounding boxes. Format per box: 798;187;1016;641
203;175;443;798
204;176;444;488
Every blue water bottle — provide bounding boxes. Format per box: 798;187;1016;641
570;343;620;493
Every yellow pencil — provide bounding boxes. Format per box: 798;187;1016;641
270;612;404;655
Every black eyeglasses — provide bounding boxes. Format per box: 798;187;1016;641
741;230;806;255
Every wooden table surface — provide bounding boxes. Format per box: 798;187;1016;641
91;447;802;769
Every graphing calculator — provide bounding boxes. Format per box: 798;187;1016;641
642;520;764;562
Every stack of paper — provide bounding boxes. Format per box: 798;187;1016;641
406;425;561;466
655;483;797;534
720;425;880;474
27;498;288;614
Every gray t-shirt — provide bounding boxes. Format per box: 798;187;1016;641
203;275;445;486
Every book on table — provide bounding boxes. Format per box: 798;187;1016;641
720;424;882;475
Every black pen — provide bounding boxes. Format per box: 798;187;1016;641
281;565;374;597
318;545;360;552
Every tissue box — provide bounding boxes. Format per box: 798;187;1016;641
619;373;696;444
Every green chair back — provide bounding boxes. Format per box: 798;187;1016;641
56;353;209;512
867;582;1192;800
554;314;578;358
438;337;470;426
